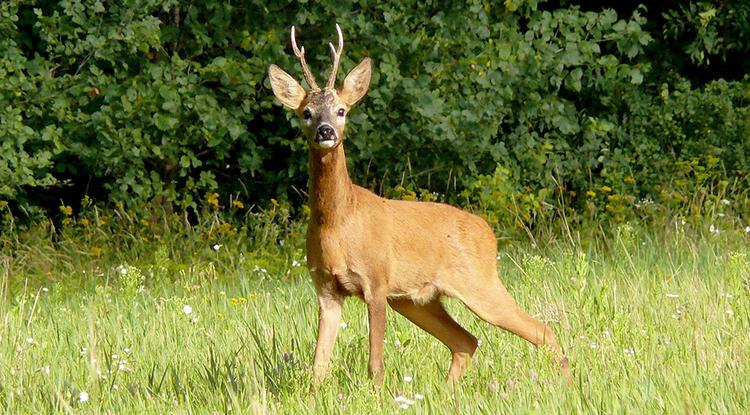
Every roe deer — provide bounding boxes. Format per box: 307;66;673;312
268;24;571;387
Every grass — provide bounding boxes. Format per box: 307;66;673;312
1;216;749;413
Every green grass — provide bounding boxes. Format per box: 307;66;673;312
1;221;749;413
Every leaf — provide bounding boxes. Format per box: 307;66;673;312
228;122;244;140
153;114;179;131
566;68;583;92
630;68;643;84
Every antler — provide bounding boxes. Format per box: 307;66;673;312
291;26;320;91
326;23;344;89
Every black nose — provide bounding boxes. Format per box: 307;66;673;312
317;125;335;140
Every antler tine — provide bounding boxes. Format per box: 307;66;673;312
290;25;320;91
326;23;344;89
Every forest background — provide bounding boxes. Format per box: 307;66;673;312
2;0;748;235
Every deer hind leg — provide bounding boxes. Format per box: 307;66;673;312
389;298;478;387
458;279;571;382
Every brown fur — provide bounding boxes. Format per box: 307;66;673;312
269;26;571;387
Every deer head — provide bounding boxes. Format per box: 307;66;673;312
268;24;372;150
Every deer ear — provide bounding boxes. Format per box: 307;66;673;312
339;58;371;107
268;64;307;109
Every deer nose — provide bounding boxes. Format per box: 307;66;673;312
317;125;335;140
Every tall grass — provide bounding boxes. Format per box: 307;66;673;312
0;207;748;413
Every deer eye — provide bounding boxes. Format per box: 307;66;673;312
303;109;311;120
337;108;345;117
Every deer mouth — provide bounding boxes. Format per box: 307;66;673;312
315;136;337;148
315;124;338;148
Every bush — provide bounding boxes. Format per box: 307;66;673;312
1;0;748;230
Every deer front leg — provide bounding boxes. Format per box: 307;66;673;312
367;291;387;386
312;289;343;384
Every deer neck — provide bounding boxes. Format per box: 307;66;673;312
309;144;353;225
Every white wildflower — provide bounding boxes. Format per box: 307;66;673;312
42;287;48;292
745;226;750;233
403;375;413;382
118;361;132;372
623;348;635;357
339;322;347;329
414;393;424;400
291;260;301;267
79;391;89;403
721;199;730;205
636;198;654;208
709;224;719;234
212;244;221;252
182;305;193;315
394;395;408;403
26;338;34;344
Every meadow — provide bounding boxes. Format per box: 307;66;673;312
1;208;748;414
3;1;749;412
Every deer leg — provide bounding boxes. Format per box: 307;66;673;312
389;298;478;387
461;280;571;383
367;292;387;386
312;289;343;384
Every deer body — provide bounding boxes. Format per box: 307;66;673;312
308;166;498;305
269;24;570;387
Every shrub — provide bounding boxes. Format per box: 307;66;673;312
1;0;748;230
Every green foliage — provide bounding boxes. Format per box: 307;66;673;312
460;164;552;234
1;0;748;229
613;78;750;221
662;1;750;67
0;2;65;200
